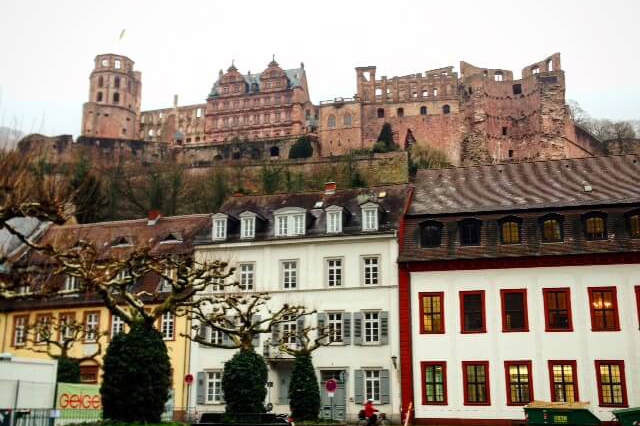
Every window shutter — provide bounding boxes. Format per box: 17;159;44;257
296;316;305;348
271;322;280;346
222;316;233;346
196;371;206;404
380;369;390;404
197;323;207;342
380;311;389;345
317;313;326;341
343;312;352;345
354;369;364;404
252;315;260;347
353;312;363;345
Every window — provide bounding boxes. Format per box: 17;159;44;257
111;314;125;338
541;214;563;242
101;59;108;67
505;361;533;405
421;362;447;405
460;291;485;333
326;258;343;287
326;210;342;233
239;263;254;290
584;213;607;240
277;216;288;236
501;289;529;332
500;217;521;244
35;314;52;344
377;108;384;118
160;267;176;292
98;76;104;88
462;362;490;405
543;288;573;331
114;59;121;69
363;312;380;343
96;91;103;102
420;106;427;115
13;315;28;346
274;211;306;237
327;312;343;343
512;84;522;95
112;92;119;104
588;287;620;331
160;312;175;340
114;76;120;88
362;256;379;285
281;260;298;289
420;292;444;334
361;206;379;231
344;113;352;126
628;212;640;238
208;328;223;345
213;218;227;240
206;371;223;403
442;105;450;114
80;365;99;384
532;66;540;75
282;315;297;346
84;311;100;342
595;361;628;407
59;313;75;341
397;108;404;117
241;216;255;238
328;114;336;128
64;275;80;292
365;370;381;402
548;361;578;403
420;221;442;248
459;219;481;246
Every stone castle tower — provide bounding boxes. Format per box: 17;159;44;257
81;54;142;139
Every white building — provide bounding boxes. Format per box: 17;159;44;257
190;184;408;422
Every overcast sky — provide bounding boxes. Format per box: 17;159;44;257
1;0;639;136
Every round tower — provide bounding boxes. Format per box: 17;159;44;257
81;53;142;139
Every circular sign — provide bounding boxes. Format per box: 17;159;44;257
325;378;338;393
185;374;194;385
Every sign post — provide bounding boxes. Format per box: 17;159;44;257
325;379;338;421
185;374;194;420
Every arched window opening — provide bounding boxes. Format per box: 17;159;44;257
270;146;280;157
583;213;607;240
232;151;241;160
531;66;540;75
375;88;382;97
114;59;121;70
114;76;120;89
96;92;103;102
98;76;104;88
377;108;385;118
420;106;427;116
541;215;563;242
494;71;503;81
433;88;438;97
512;84;522;95
420;221;443;248
343;113;352;126
500;217;522;244
547;59;554;71
112;92;120;104
328;114;336;128
397;108;404;118
422;88;428;97
442;105;451;115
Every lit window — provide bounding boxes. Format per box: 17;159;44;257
541;215;563;242
160;312;175;340
505;361;533;405
362;207;379;231
588;287;620;331
628;213;640;238
420;292;444;334
111;314;125;338
281;260;297;289
241;216;255;239
326;258;343;287
365;370;381;402
543;288;573;331
549;361;578;403
500;289;529;332
326;210;342;233
595;361;628;407
327;312;343;343
239;263;254;290
206;371;223;403
84;312;100;342
362;256;379;285
463;362;489;405
13;316;28;346
422;362;447;404
500;218;521;244
213;218;227;240
460;291;485;333
584;213;607;240
363;312;380;343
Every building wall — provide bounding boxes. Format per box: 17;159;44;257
192;235;401;421
140;102;207;145
409;263;640;423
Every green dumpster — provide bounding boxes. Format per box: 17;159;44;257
525;401;600;426
613;407;640;426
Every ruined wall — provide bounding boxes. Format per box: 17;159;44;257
318;100;363;155
140;102;207;145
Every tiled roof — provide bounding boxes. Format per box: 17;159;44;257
208;68;305;98
409;154;640;216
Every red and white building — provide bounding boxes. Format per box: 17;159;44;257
398;155;640;424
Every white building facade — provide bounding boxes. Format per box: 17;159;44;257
190;185;408;422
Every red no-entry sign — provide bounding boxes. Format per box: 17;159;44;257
325;379;337;393
185;374;194;385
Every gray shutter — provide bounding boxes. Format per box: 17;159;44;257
354;369;364;404
317;313;326;342
380;311;388;345
222;316;233;345
196;371;206;404
252;315;261;347
197;324;207;342
380;369;390;404
271;322;280;345
353;312;363;345
296;316;305;348
343;312;352;345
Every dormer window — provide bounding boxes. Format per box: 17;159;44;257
459;219;482;246
112;236;132;247
161;232;182;244
64;275;80;292
326;206;344;234
241;216;255;239
274;208;307;237
212;213;228;241
360;202;380;232
583;212;607;240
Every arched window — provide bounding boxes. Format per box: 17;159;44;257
98;76;104;88
343;113;352;126
377;108;384;118
328;114;336;128
442;105;451;115
459;219;482;246
420;221;443;248
114;76;120;88
540;214;563;243
420;106;427;116
96;91;103;102
499;216;522;244
627;211;640;238
433;88;438;97
112;92;120;104
270;146;280;157
397;108;404;118
583;212;607;240
114;59;121;69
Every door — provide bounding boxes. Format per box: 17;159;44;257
320;370;347;421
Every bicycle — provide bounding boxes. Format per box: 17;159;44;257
357;411;391;426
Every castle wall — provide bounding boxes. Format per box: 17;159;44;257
140;103;207;145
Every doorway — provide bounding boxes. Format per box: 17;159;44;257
319;370;347;421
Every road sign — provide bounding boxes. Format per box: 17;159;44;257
185;374;194;385
325;378;337;397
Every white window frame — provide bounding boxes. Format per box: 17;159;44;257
59;314;75;341
364;369;381;402
206;370;223;403
85;312;100;342
160;267;176;292
239;263;255;290
326;206;343;234
212;215;227;241
64;275;80;292
362;255;380;285
240;214;256;239
14;316;27;346
282;315;297;346
208;328;223;345
274;208;306;237
326;258;343;287
361;204;379;231
281;260;298;289
363;311;380;344
328;312;343;344
111;314;125;337
160;312;175;340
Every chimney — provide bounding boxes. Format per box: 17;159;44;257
147;210;162;226
324;181;336;195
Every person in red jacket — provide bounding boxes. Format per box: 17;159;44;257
364;399;379;426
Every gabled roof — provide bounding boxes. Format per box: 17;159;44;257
208;68;305;98
409;154;640;216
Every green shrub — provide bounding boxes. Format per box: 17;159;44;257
57;356;81;383
289;136;314;159
289;355;320;421
373;123;397;153
222;350;268;414
101;322;171;423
